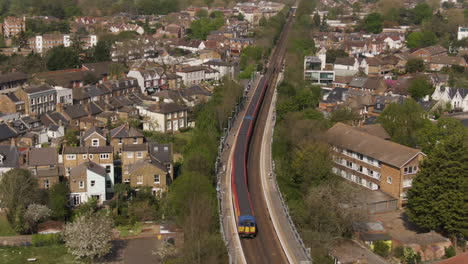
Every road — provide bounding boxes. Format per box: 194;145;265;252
240;7;296;264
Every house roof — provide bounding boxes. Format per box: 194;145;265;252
64;105;88;119
149;142;172;164
325;123;424;168
177;66;205;73
5;93;22;103
354;124;390;140
23;84;54;94
128;159;167;173
330;239;389;264
110;124;144;139
41;112;68;126
430;56;466;66
63;146;112;154
326;87;349;102
334;57;355;66
122;143;147;152
362;77;384;90
70;161;107;178
349;77;367;88
147;102;187;114
0;123;17;141
0;145;19;168
82;61;112;76
28;148;58;166
0;72;27;84
82;126;105;141
436;252;468;264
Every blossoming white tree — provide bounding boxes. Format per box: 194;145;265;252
63;212;114;259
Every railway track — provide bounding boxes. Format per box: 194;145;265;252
236;6;296;264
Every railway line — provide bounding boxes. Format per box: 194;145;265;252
231;5;297;264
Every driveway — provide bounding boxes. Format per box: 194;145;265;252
123;237;160;264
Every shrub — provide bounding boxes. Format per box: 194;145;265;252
32;233;62;246
373;240;391;257
445;245;456;258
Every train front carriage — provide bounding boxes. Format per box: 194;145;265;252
238;215;257;238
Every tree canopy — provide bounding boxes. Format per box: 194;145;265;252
406;31;438;49
190;16;224;40
361;13;384;34
406;58;425;73
377;99;430;148
46;45;80;71
406;132;468;237
407;76;434;101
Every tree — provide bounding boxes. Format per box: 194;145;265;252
0;169;40;230
93;41;111;62
64;129;79;146
362;13;384;34
46;46;80;71
406;133;467;237
445;245;456;258
407;76;434;101
48;182;70;221
411;3;433;25
416;117;467;154
195;9;208;18
24;204;51;232
64;212;114;259
406;31;437;49
377;99;429;147
326;49;348;64
373;240;391;257
406;58;425;73
259;16;267;27
330;107;361;125
313;13;320;27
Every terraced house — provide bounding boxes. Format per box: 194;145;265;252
326;123;426;208
16;84;57;116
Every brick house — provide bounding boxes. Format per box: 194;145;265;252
16;84;57;116
81;127;106;147
138;102;188;133
28;148;60;190
69;161;112;206
410;45;447;63
62;146;114;181
0;72;27;91
124;159;169;195
0;93;25;115
109;124;145;155
121;143;149;176
3;16;26;38
326;123;426;207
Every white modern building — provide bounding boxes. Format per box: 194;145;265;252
458;26;468;41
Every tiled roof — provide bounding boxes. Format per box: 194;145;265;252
149;142;172;164
63;146;112;154
0;123;17;141
122;143;147;152
28;147;58;166
0;145;19;168
82;126;105;140
110;124;144;138
326;123;423;168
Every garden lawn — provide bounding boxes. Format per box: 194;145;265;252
0;245;81;264
117;222;143;238
0;213;15;236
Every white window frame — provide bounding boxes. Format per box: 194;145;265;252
127;152;134;158
154;174;160;184
79;181;84;188
137;175;143;185
92;139;99;147
100;154;110;159
83;154;87;159
66;154;76;160
137;152;143;158
387;176;393;184
89;154;93;159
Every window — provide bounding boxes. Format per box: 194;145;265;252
90;180;95;187
346;161;353;168
92;139;99;147
154;174;160;184
73;195;81;206
387;176;393;184
408;166;413;174
137;152;143;158
79;181;84;188
369;170;374;177
357;153;364;160
44;180;50;189
127;152;134;158
358;165;363;173
66;154;76;160
106;180;112;188
66;167;71;176
124;178;130;183
404;167;408;174
137;176;143;184
100;154;109;159
118;138;122;144
106;165;111;173
89;154;93;159
83;154;87;159
133;137;138;144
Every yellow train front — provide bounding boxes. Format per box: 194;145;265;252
238;215;257;238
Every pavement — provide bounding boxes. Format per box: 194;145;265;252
259;72;311;264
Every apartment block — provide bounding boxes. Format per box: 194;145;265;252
27;34;97;53
3;16;25;38
325;123;425;207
